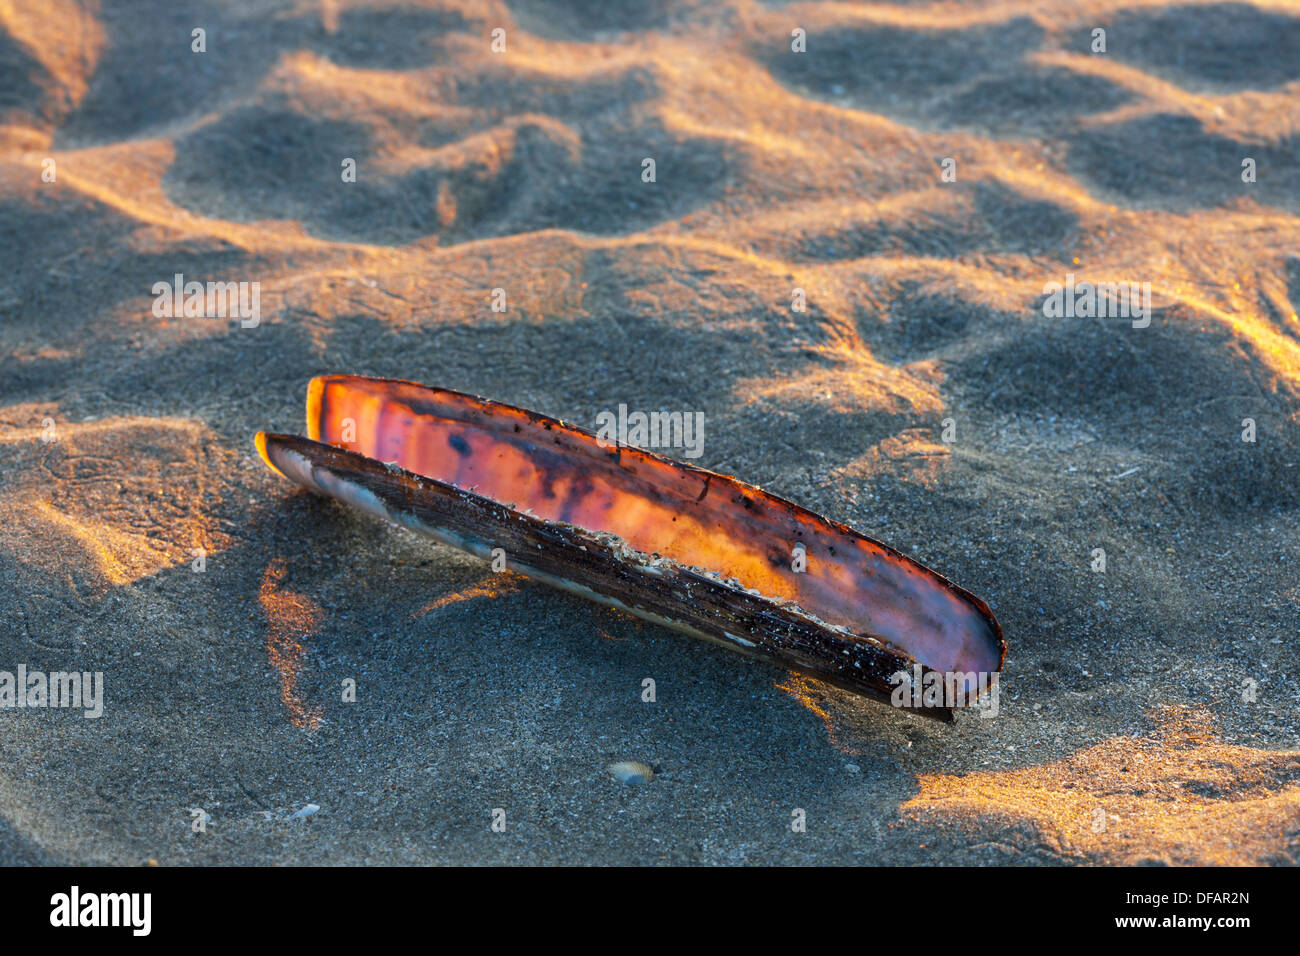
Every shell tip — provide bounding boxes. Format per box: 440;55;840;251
255;431;286;478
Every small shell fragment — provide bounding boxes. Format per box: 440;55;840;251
288;803;320;822
608;761;655;785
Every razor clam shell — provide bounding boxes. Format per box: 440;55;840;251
304;377;1003;675
257;432;963;720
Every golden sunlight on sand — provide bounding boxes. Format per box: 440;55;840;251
903;706;1300;865
411;577;520;619
258;557;325;730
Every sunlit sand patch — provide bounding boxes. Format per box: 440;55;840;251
317;0;340;34
258;557;324;730
1162;238;1300;392
0;413;231;590
734;351;943;420
0;0;105;125
17;138;355;256
775;673;878;756
411;577;521;619
902;706;1300;865
26;501;166;588
0;401;60;441
2;345;76;365
411;576;639;645
835;427;952;489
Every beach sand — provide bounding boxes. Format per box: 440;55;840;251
0;0;1297;864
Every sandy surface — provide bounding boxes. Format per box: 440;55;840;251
1;0;1298;865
